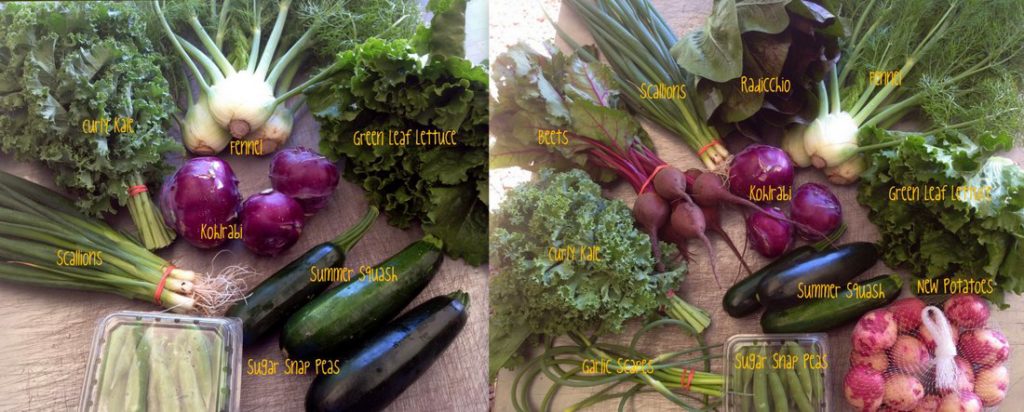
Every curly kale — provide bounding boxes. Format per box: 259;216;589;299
0;2;179;220
488;170;684;378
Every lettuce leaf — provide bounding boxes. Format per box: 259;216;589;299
857;128;1024;306
307;38;488;265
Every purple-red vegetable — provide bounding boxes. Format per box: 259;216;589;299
727;144;794;201
692;173;823;237
700;204;751;276
269;147;340;215
745;207;793;258
790;183;843;240
240;189;305;256
670;200;719;286
160;157;242;248
652;166;688;201
633;191;669;270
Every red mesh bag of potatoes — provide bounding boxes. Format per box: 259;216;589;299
843;294;1009;411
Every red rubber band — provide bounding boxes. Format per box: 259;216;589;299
153;265;175;305
679;368;695;391
638;164;670;195
697;140;721;156
128;185;148;197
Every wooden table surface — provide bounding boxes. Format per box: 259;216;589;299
0;41;489;412
489;1;1024;411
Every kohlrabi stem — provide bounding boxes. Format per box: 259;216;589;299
828;64;841;114
153;1;211;94
176;35;225;83
862;94;923;129
189;16;236;76
246;0;261;73
256;0;292;79
816;81;828;118
215;0;232;49
267;28;313;86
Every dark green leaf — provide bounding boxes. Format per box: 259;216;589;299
672;0;744;83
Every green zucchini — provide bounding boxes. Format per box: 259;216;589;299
723;245;817;317
756;242;878;310
226;207;377;346
281;237;443;360
305;291;469;412
761;274;903;333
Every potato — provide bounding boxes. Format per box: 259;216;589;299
845;365;886;411
943;294;989;329
851;349;889;372
957;328;1010;367
891;335;931;373
883;374;925;411
889;298;926;332
912;394;940;412
853;309;898;355
937;390;982;412
974;365;1008;406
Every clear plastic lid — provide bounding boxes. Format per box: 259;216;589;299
724;333;831;412
79;311;242;412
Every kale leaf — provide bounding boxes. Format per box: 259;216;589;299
0;2;179;217
488;169;685;378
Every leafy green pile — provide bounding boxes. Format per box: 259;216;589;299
835;0;1024;139
858;129;1024;306
490;42;657;185
306;2;487;264
489;170;684;378
673;0;843;140
0;2;178;248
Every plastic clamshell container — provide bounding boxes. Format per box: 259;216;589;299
724;333;830;412
79;311;242;412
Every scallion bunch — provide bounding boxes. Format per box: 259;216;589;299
563;0;730;169
0;171;245;313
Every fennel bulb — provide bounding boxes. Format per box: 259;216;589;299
803;111;859;169
244;103;294;153
183;96;231;155
782;124;812;168
208;71;277;138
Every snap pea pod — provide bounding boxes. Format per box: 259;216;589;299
174;331;207;411
124;327;150;412
730;346;742;399
767;353;788;412
809;345;823;406
753;345;769;412
147;330;179;411
782;367;814;412
96;325;132;409
188;330;215;410
785;342;813;404
740;346;756;412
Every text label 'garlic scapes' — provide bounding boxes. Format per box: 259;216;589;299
153;0;420;156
